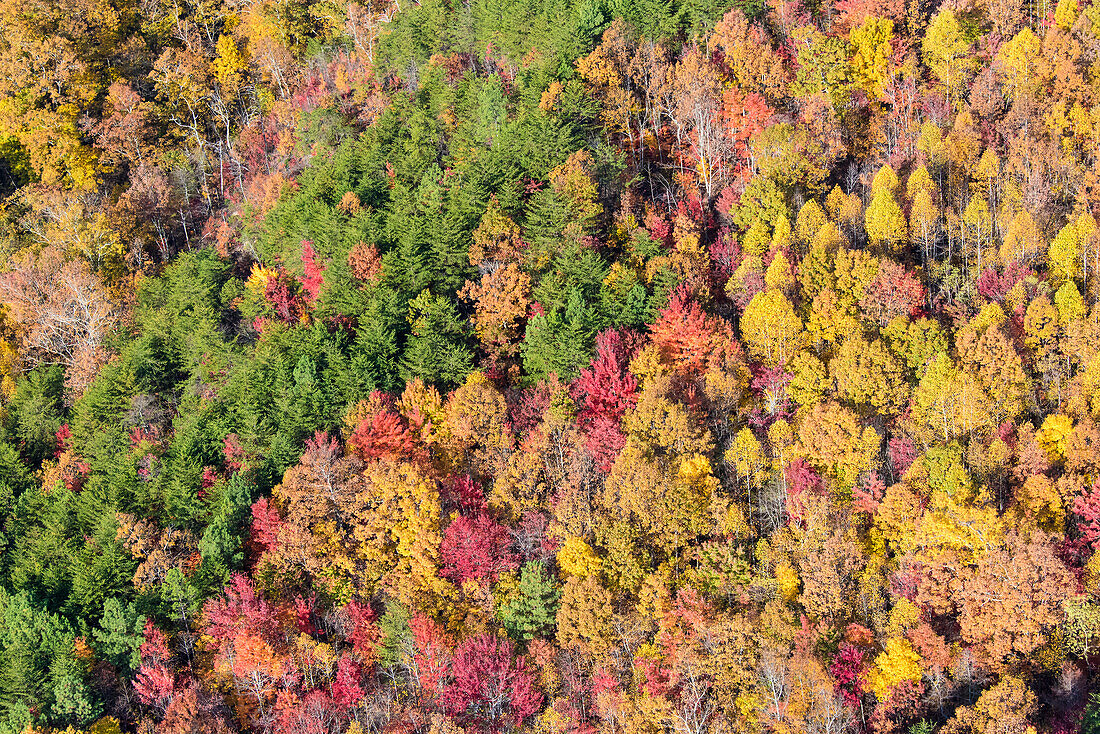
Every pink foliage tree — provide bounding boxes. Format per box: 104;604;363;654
571;329;641;471
248;497;282;561
571;329;641;428
264;270;306;324
830;642;866;707
748;364;793;427
274;690;345;734
133;621;177;715
976;261;1032;303
203;573;281;642
1072;480;1100;549
342;599;381;661
583;414;629;473
223;432;248;473
331;657;365;707
853;472;885;514
888;433;918;478
785;458;824;525
442;633;542;733
445;474;487;513
440;513;518;584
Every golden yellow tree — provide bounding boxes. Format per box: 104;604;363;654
740;290;804;367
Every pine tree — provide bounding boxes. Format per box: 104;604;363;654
91;598;145;677
522;290;598;382
400;290;474;387
502;561;561;641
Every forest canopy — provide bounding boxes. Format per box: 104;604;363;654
0;0;1098;732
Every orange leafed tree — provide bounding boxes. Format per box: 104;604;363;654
650;287;742;375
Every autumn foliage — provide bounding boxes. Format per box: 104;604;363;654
4;0;1100;732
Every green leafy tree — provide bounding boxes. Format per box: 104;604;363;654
377;602;412;668
1084;693;1100;734
91;598;145;677
522;290;599;381
502;561;561;642
401;289;474;387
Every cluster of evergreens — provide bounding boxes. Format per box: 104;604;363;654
0;0;1099;731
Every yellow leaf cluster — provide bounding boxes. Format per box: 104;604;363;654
867;637;922;701
245;264;279;294
557;537;601;578
1037;414;1074;461
774;563;800;602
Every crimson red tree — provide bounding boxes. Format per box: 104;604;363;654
442;633;542;733
299;240;325;304
440;513;518;584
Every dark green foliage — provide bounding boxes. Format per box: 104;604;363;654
600;280;650;328
0;138;31;199
0;451;19;565
156;567;203;634
66;513;135;621
377;0;456;75
49;674;98;728
195;470;253;589
533;245;608;313
501;561;560;642
0;442;32;502
91;597;145;678
522;290;599;382
69;360;137;448
4;485;81;612
0;590;83;733
256;136;385;271
127;318;186;395
400;290;474;387
523;189;573;261
334;294;403;395
296;107;357;153
7;366;63;468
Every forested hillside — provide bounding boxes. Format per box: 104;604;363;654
0;0;1099;731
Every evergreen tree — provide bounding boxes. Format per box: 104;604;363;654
522;289;599;381
8;366;64;468
502;561;560;642
401;290;474;387
91;598;145;677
